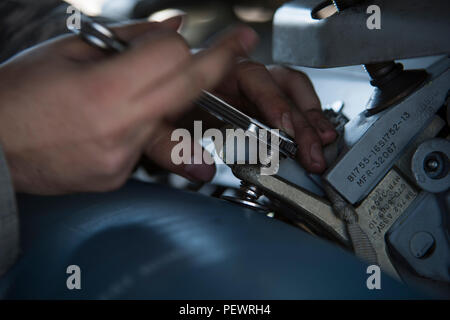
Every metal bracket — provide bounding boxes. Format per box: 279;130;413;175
231;164;350;248
273;0;450;67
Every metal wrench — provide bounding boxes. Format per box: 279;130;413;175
69;15;298;158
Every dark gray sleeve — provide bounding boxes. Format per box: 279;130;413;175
0;144;19;277
0;0;69;275
0;0;69;63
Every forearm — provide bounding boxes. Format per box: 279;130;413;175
0;143;19;277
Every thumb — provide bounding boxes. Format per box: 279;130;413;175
113;15;184;41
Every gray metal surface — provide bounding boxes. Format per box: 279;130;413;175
394;116;446;183
273;0;450;67
231;165;350;247
356;168;418;279
387;192;450;291
0;180;424;299
324;58;450;204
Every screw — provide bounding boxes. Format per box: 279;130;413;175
426;159;439;171
240;181;262;201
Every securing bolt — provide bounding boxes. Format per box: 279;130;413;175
221;181;269;212
426;159;439;171
412;139;450;192
423;151;448;179
239;181;263;201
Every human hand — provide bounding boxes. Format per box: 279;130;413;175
213;62;337;173
0;17;258;194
